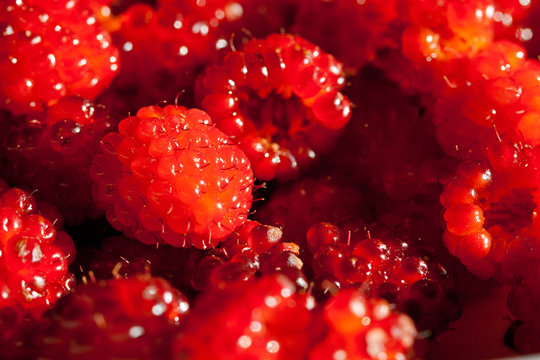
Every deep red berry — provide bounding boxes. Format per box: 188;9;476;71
0;0;119;114
99;0;290;116
309;288;417;360
196;33;351;180
37;274;189;359
0;96;113;225
190;220;307;292
401;0;494;64
441;142;540;281
306;218;462;337
433;42;540;158
91;105;253;249
0;180;75;345
175;274;314;360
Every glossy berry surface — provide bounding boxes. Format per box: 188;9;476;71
310;288;417;360
191;220;307;292
306;219;462;337
0;179;75;345
196;33;351;180
441;142;540;281
1;0;540;358
91;104;254;249
174;275;315;360
0;0;119;114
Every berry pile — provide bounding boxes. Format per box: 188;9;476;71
1;0;540;358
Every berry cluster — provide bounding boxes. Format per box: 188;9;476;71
1;0;540;358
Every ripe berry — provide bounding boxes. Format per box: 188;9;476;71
91;104;254;249
196;33;352;180
306;218;462;337
441;142;540;281
433;41;540;158
174;274;314;360
99;0;290;116
190;220;307;292
0;0;119;114
0;96;113;225
401;0;494;64
37;274;190;359
309;288;417;360
0;180;75;343
375;0;496;91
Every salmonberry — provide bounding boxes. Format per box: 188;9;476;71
99;0;290;116
309;288;417;360
190;220;307;292
174;274;314;360
0;96;113;225
0;180;75;344
91;104;254;249
0;0;119;114
434;41;540;158
306;218;462;337
36;274;189;359
196;33;351;180
441;142;540;281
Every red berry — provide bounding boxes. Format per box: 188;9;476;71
196;34;351;180
91;104;253;249
306;218;462;337
0;96;113;225
0;181;75;344
174;274;314;360
309;288;417;360
0;0;119;114
441;142;540;281
190;220;307;292
37;274;190;359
